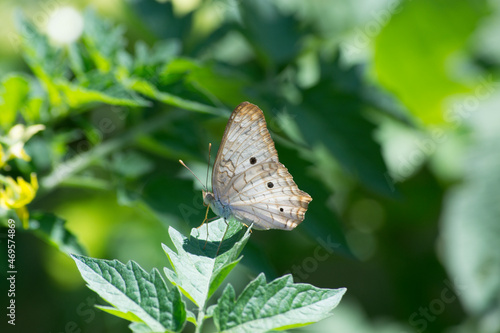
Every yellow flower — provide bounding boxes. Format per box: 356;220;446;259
9;142;31;161
0;125;44;227
0;173;39;228
1;124;45;164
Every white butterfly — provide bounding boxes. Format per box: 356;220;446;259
201;102;312;231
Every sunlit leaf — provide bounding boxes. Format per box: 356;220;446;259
213;273;346;332
71;254;186;332
56;75;150;108
162;219;251;308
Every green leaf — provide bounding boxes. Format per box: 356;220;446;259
0;74;29;128
117;40;181;92
128;0;193;41
373;0;489;124
55;72;150;108
239;0;303;67
133;39;181;71
15;10;147;113
158;58;248;107
126;58;232;116
71;254;187;333
293;58;393;196
21;78;46;123
128;75;229;116
186;310;197;325
15;12;66;109
29;212;86;255
162;219;251;308
82;8;126;72
129;322;155;333
95;305;143;322
213;273;346;332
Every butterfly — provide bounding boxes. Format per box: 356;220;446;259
181;102;312;251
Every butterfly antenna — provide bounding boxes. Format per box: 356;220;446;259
202;143;213;249
179;160;207;191
206;143;212;190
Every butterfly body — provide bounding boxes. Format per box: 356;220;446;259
203;190;233;222
205;102;312;231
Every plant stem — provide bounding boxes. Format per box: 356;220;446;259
129;79;230;118
195;306;205;333
39;112;173;194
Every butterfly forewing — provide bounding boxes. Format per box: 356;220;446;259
213;103;278;189
211;102;312;230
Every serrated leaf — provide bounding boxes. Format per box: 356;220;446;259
82;8;126;72
16;9;149;111
15;12;66;108
29;212;86;255
214;273;346;332
55;76;150;108
162;219;251;308
118;40;180;92
71;254;186;333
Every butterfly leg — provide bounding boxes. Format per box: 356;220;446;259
241;223;253;233
202;216;219;250
216;218;229;256
197;204;211;228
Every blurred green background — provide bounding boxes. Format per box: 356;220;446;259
1;0;499;332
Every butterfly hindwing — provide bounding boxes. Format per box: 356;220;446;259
228;162;311;230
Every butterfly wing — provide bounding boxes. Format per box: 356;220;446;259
212;102;279;192
212;102;312;230
228;161;312;230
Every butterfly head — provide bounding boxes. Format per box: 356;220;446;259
203;189;228;220
202;190;215;207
